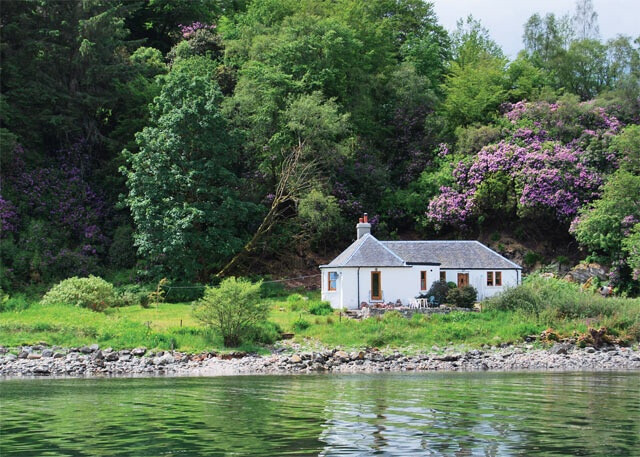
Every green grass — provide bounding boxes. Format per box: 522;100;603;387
1;280;639;353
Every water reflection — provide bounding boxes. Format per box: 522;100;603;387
1;372;638;456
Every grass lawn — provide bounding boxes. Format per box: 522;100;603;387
2;286;639;353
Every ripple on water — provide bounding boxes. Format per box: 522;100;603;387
1;371;639;456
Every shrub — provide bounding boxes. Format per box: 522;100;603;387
0;293;31;312
293;318;310;331
259;281;286;298
309;301;333;316
244;321;283;344
447;281;457;289
192;277;267;347
447;286;478;308
484;286;541;315
41;276;118;311
426;280;450;304
523;251;542;267
287;293;304;302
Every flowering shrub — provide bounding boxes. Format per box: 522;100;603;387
427;99;622;228
41;275;119;312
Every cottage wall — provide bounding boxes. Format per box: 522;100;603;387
440;269;520;300
321;265;441;309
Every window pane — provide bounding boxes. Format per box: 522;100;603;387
328;272;337;290
440;271;446;281
371;272;381;299
487;271;493;286
495;271;502;286
420;271;427;290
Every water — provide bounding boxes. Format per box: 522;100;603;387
1;372;638;456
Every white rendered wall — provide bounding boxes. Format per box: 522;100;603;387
321;265;441;309
440;269;520;300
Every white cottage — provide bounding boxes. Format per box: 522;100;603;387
320;215;522;309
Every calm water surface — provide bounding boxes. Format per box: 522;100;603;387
1;371;638;456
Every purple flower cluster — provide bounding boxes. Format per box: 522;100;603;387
179;22;216;39
0;196;19;236
427;100;622;228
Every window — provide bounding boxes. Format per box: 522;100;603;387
328;272;338;291
371;271;382;300
457;273;469;287
487;271;502;286
440;271;446;282
420;271;427;290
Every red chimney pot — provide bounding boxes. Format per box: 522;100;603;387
363;213;368;223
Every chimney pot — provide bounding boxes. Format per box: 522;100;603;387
363;213;368;223
359;217;363;223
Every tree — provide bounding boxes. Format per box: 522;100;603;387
193;277;267;346
572;0;599;41
572;170;640;264
123;56;256;281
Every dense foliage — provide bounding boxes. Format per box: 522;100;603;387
1;0;638;292
193;277;268;346
41;276;118;312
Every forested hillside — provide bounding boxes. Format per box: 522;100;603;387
1;0;639;293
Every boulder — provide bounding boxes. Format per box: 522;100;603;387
53;352;65;359
89;344;100;352
132;347;147;357
27;353;42;360
565;263;608;283
0;347;7;355
105;352;119;362
334;350;349;361
154;353;174;365
91;350;104;361
549;343;571;355
41;349;54;358
79;346;92;354
290;354;302;364
5;353;17;361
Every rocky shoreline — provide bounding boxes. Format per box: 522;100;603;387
1;342;639;378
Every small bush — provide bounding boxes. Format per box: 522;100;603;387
193;277;267;347
293;318;310;331
309;301;333;316
0;293;31;312
287;293;304;302
485;286;540;315
245;321;282;344
447;281;457;289
523;250;542;267
448;286;478;308
426;280;449;304
41;276;119;311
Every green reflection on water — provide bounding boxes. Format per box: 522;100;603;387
1;372;638;456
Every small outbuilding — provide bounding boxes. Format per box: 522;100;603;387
320;215;522;309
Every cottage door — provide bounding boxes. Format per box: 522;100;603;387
457;273;469;288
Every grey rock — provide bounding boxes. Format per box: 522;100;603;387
27;353;42;360
154;353;174;365
89;344;100;352
549;343;570;355
119;354;132;362
5;353;17;361
132;347;147;357
41;349;54;358
0;347;7;355
33;366;50;375
585;347;596;353
53;352;65;359
91;350;104;361
105;352;119;362
79;346;92;354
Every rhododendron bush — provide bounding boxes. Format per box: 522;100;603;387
427;98;623;229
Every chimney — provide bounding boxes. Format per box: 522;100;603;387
356;213;371;239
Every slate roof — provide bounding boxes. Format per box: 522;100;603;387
383;240;521;269
324;234;407;267
323;236;521;269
